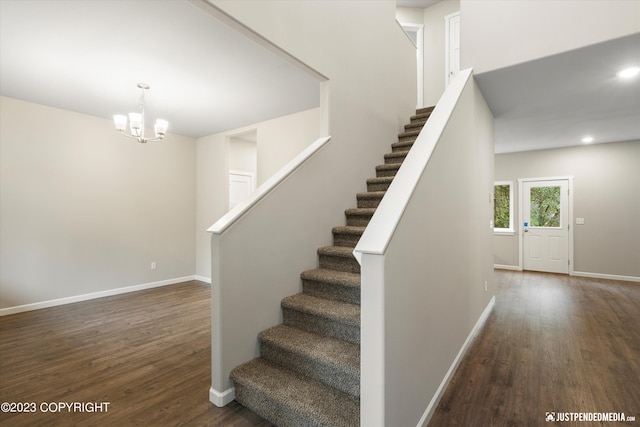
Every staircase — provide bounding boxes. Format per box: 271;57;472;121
230;106;434;427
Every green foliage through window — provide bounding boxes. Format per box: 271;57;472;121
494;184;511;229
530;186;561;227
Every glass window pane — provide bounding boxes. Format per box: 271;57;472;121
530;186;561;227
494;184;511;229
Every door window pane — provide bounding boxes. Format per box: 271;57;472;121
530;186;561;227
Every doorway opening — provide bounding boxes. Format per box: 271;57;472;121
227;130;257;210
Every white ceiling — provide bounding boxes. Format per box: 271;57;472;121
2;1;637;153
0;0;320;138
476;33;640;154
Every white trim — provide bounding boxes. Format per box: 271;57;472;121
208;136;331;235
0;276;197;316
494;264;522;271
195;275;212;284
417;296;496;427
572;271;640;283
209;386;236;407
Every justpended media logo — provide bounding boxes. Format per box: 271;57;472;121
545;411;635;423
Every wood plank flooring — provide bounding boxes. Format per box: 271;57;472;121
1;272;638;426
0;281;273;427
429;271;640;427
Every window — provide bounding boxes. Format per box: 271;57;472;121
494;181;513;233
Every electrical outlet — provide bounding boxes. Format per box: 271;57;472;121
484;281;488;292
151;262;157;270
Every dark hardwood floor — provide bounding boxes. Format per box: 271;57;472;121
0;281;272;427
429;270;640;427
1;272;638;426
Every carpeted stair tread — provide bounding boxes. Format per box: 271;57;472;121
391;140;414;151
404;120;427;131
345;207;376;216
231;358;359;427
345;208;376;226
384;150;410;164
301;268;360;288
301;268;361;304
366;176;394;191
375;163;401;178
282;293;360;326
416;106;435;115
318;246;359;273
398;129;421;139
259;325;360;397
357;191;386;207
332;226;365;247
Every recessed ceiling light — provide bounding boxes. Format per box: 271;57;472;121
617;67;640;79
582;136;594;144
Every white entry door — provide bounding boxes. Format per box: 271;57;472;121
523;179;569;274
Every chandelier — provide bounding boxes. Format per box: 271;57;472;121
113;83;168;143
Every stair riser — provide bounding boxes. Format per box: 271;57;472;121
346;214;372;227
319;254;360;274
260;341;360;398
233;383;323;427
376;167;398;178
398;135;417;143
404;122;426;132
367;181;391;192
283;307;360;344
302;279;360;305
332;232;361;247
392;142;413;153
384;154;407;165
357;196;383;209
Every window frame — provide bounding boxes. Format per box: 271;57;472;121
494;180;514;235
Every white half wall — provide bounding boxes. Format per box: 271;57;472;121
195;107;321;280
0;96;196;310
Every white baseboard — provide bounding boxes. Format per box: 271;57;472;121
209;386;235;407
493;264;521;271
572;271;639;283
0;276;197;316
417;296;496;427
195;275;212;284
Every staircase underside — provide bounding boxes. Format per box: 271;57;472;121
230;106;434;427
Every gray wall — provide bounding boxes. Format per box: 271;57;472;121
494;140;640;278
0;96;196;310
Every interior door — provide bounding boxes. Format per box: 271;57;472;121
445;12;460;87
523;179;569;274
229;171;255;209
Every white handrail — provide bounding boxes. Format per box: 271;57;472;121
353;68;473;263
208;135;331;235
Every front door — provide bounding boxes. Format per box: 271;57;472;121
523;179;569;274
